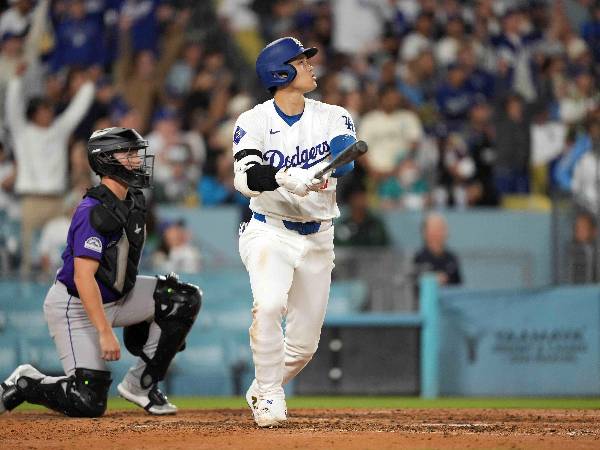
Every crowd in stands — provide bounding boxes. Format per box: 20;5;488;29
0;0;600;277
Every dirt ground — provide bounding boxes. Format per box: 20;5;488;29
1;408;600;450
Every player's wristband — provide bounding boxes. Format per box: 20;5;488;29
246;164;279;192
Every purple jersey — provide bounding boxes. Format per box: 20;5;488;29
56;197;123;303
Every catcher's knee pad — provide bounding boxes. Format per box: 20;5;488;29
6;368;111;418
125;273;202;389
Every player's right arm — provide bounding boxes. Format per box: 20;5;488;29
74;257;120;361
71;204;120;361
232;109;279;197
232;108;314;197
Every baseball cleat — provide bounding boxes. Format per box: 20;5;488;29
117;379;177;415
254;396;288;428
245;379;260;421
246;379;288;427
0;365;44;414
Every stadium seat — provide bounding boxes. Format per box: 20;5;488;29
168;328;233;396
0;335;19;381
501;194;551;211
17;336;64;377
327;280;368;316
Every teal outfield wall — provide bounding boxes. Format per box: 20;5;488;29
0;272;368;397
1;276;599;397
158;206;552;289
431;284;600;396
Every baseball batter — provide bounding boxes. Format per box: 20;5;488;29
0;127;201;417
233;37;357;427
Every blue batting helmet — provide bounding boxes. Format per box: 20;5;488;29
255;37;318;90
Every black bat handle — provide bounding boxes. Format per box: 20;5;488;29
314;140;368;179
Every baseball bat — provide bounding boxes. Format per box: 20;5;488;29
314;140;368;179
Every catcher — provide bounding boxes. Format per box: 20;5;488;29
0;127;201;417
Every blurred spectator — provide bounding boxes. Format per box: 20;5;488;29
530;110;567;195
581;2;600;63
0;0;49;135
331;0;392;55
120;0;163;53
378;156;429;210
457;43;495;100
335;183;390;247
0;0;33;38
493;93;534;195
152;219;202;273
567;210;598;284
558;69;598;125
198;151;247;207
153;143;198;205
0;140;18;219
49;0;106;72
216;0;261;66
111;99;144;131
165;41;203;97
360;86;423;180
69;139;94;190
435;15;466;67
114;11;187;133
182;49;233;137
564;0;592;40
74;75;117;141
464;101;498;206
413;212;462;286
147;107;205;186
397;49;438;114
400;12;435;63
5;68;94;274
571;124;600;213
211;91;253;157
491;8;539;102
437;132;478;208
36;189;80;276
554;114;600;191
435;63;475;129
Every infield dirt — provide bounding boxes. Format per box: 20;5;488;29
1;408;599;449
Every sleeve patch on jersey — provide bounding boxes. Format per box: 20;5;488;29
233;126;247;145
342;115;355;133
84;236;103;253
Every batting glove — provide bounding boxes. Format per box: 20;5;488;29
306;162;331;191
275;167;311;197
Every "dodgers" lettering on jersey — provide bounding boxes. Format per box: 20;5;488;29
263;141;330;169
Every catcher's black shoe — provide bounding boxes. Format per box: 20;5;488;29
0;365;44;414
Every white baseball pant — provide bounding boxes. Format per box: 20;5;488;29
239;215;335;395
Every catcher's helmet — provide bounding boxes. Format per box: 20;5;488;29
256;37;318;90
87;127;154;189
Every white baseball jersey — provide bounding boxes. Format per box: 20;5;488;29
232;98;357;222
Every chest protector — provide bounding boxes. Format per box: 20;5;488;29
85;184;147;298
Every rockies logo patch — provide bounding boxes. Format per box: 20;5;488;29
84;236;102;253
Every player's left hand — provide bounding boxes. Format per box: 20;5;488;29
307;164;330;191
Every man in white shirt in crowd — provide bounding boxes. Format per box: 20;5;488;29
360;86;423;180
5;66;95;274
